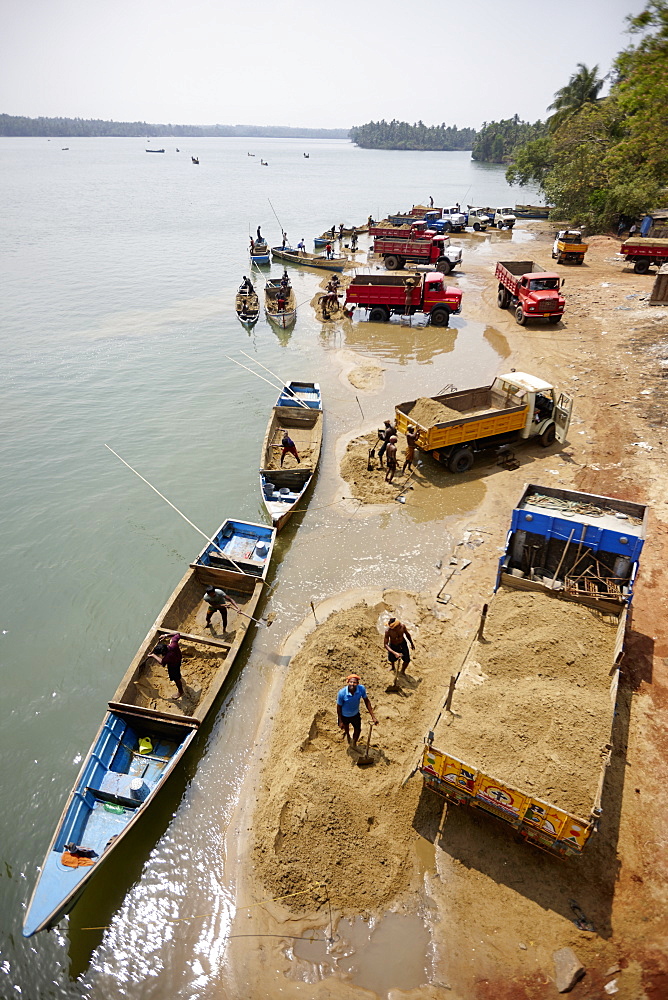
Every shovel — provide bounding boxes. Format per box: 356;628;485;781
356;723;375;766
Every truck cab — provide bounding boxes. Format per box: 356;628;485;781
494;207;516;229
438;207;467;232
552;230;588;265
496;372;572;445
421;272;463;320
466;209;488;231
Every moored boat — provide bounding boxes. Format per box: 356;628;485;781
250;239;271;265
271;246;351;273
264;278;297;328
235;279;260;324
23;518;275;938
514;204;553;219
146;148;165;153
260;383;323;531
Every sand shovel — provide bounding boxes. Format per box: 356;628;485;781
356;723;375;767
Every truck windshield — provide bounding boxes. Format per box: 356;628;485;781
529;278;559;291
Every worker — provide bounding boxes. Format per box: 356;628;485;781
402;424;419;473
280;270;290;290
429;195;434;208
325;242;333;259
256;225;262;241
384;618;415;674
384;435;398;482
330;225;336;239
297;238;306;254
203;585;240;633
249;237;255;252
241;275;254;294
282;230;288;248
149;633;185;698
350;228;358;251
336;674;378;747
377;419;397;468
277;292;286;312
281;430;300;466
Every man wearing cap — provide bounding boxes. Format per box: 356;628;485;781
384;618;415;674
203;586;241;633
336;675;378;747
149;633;185;698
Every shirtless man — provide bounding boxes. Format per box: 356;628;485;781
384;435;398;483
384;617;415;674
402;424;419;473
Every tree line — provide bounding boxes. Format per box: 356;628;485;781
471;116;547;163
350;120;476;150
0;114;349;139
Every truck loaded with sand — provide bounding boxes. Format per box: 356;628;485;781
420;484;647;857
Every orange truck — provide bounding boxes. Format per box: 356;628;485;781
495;260;565;325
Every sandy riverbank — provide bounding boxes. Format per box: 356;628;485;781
224;224;668;1000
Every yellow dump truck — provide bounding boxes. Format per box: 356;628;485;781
395;372;573;473
420;483;648;857
552;229;589;265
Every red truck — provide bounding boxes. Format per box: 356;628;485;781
344;272;462;326
374;235;462;274
496;260;565;325
369;220;431;239
619;236;668;274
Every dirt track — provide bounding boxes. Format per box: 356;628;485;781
225;226;668;1000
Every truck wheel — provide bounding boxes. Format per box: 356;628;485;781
396;256;406;270
473;222;481;231
430;308;450;327
508;222;515;229
515;306;527;326
497;288;508;309
442;222;452;233
384;255;399;270
369;307;389;323
448;447;474;474
548;314;561;324
436;258;452;275
634;258;650;274
540;424;556;447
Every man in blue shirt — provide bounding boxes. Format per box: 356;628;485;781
336;674;378;747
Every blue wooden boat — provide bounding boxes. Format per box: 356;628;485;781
260;382;323;532
23;518;275;938
250;240;271;265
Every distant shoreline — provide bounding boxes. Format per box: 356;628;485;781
0;114;350;139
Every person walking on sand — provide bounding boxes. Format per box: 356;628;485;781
325;242;333;259
402;424;419;473
148;632;185;698
384;618;414;674
203;586;240;633
384;436;398;483
281;430;300;466
378;419;397;468
337;674;378;747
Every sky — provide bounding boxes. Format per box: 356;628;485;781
1;0;649;129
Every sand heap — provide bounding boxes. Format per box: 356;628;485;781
437;588;618;817
407;397;462;428
340;432;413;504
251;600;467;917
264;443;314;471
131;640;227;716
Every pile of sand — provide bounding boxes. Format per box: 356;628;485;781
131;640;228;716
264;443;314;471
407;397;462;428
251;599;467;916
340;433;412;504
438;588;618;817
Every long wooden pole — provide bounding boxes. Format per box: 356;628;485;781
238;351;311;408
551;528;576;586
224;356;286;394
104;445;251;578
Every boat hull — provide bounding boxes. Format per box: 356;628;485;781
271;247;349;273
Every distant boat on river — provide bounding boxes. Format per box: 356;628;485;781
146;148;165;153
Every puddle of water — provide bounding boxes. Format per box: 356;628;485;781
402;456;487;524
293;913;430;997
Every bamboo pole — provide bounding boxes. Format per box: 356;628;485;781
238;351;310;408
551;528;576;586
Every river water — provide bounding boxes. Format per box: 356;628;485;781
0;137;539;998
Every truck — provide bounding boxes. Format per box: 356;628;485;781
373;234;462;274
419;483;647;858
492;206;516;229
425;209;488;233
394;371;573;472
344;272;463;326
552;229;589;265
495;260;566;325
619;236;668;274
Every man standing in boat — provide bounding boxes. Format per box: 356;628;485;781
148;633;185;698
280;430;300;466
203;586;241;634
282;230;288;248
256;225;263;242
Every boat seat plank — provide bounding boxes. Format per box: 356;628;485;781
156;628;232;650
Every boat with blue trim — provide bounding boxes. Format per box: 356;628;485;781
23;518;275;937
260;382;323;532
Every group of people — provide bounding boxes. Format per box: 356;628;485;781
376;419;419;483
320;274;341;318
336;617;415;748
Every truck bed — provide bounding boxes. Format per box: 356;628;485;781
395;385;527;450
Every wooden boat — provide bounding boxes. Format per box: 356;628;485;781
264;278;297;328
235;281;260;324
23;518;275;938
146;148;165;153
191;156;199;164
514;204;553;219
250;240;271;265
319;225;368;241
260;382;323;531
271;246;350;273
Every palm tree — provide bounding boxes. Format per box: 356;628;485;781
548;63;605;130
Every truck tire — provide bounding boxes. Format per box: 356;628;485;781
634;258;650;274
442;221;452;233
540;423;556;447
515;306;527;326
369;306;389;323
548;314;561;324
508;222;515;229
384;255;399;271
396;256;406;270
497;288;509;309
430;308;450;327
448;447;474;474
436;257;452;275
473;222;481;231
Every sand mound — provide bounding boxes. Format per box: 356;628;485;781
340;433;412;504
407;397;462;428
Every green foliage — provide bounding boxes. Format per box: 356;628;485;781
350;120;476;151
473;116;547;163
0;114;349;139
547;63;605;131
505;137;553;188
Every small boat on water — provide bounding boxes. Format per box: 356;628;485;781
260;383;323;531
191;156;199;164
23;518;275;938
235;280;260;324
264;278;297;328
271;246;350;273
250;240;271;266
304;153;310;158
514;204;553;219
146;148;165;153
